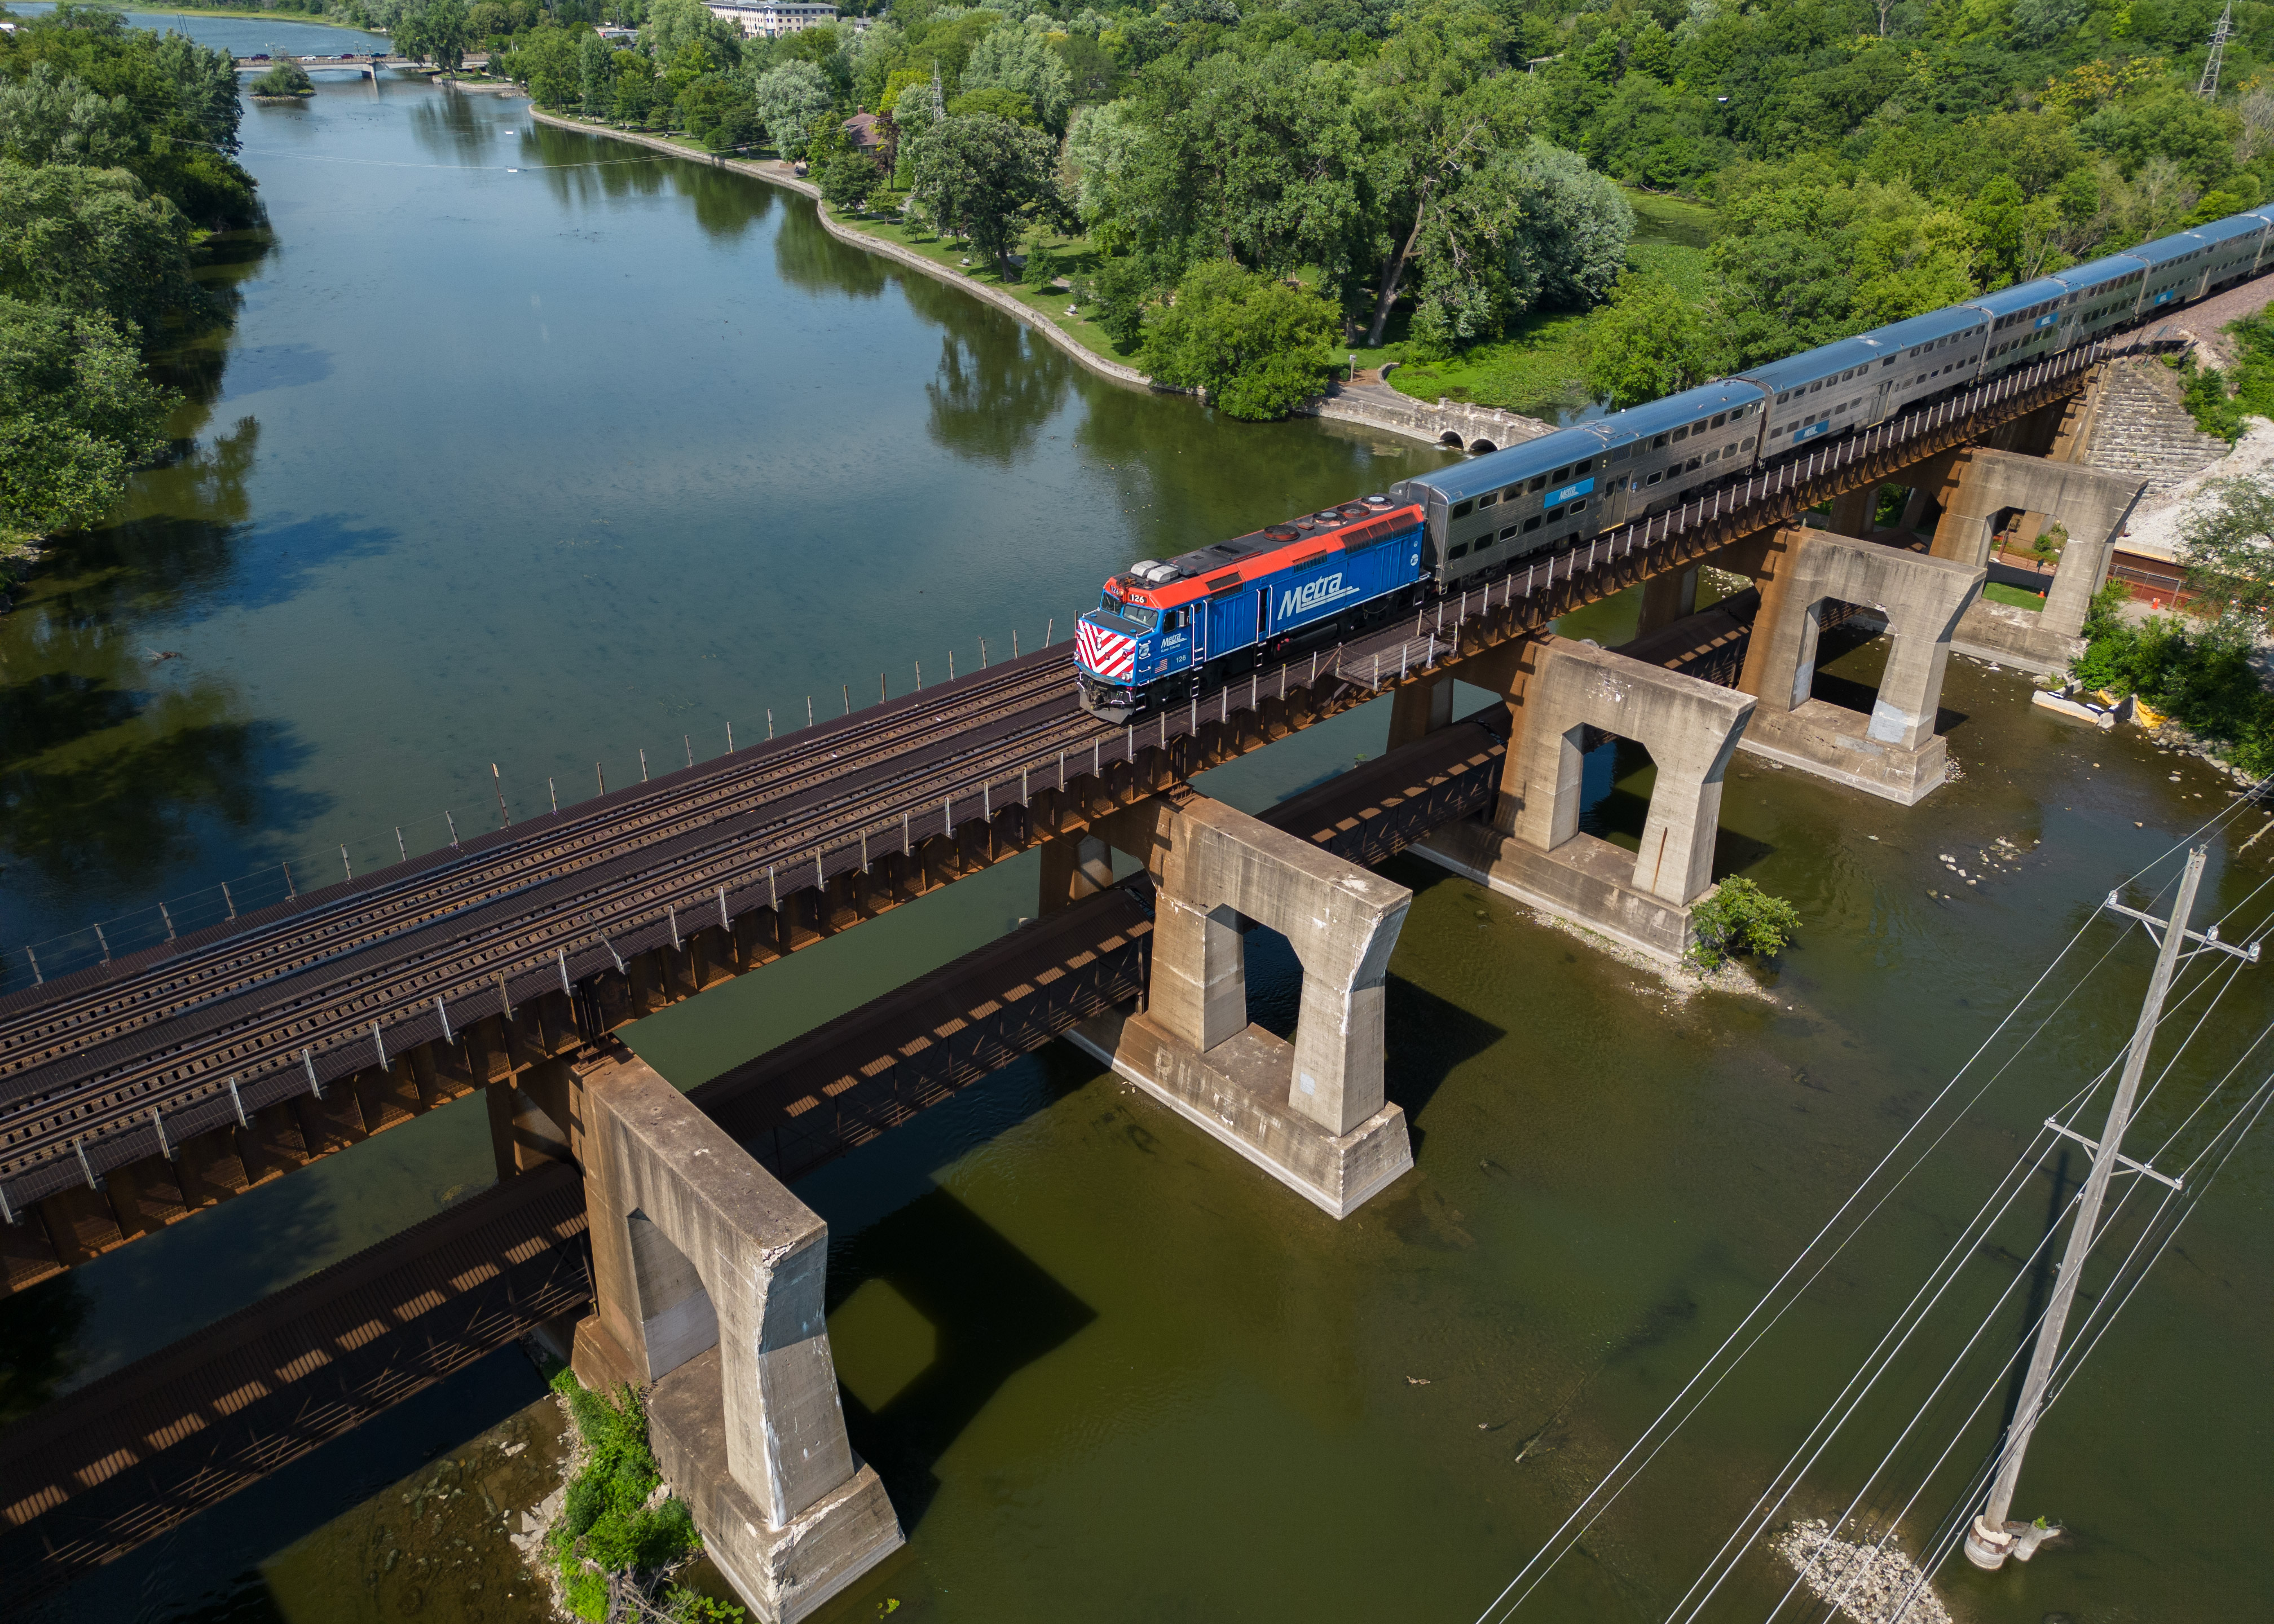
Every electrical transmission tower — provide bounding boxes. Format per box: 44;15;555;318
1965;847;2259;1569
2200;1;2233;98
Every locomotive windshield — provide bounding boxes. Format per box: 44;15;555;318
1116;603;1158;629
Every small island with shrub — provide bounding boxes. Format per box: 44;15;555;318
249;59;314;99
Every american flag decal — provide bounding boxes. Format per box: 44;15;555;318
1077;617;1136;680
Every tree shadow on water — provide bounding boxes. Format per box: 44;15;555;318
827;1186;1094;1532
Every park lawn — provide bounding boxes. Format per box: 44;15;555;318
1982;581;2049;611
831;212;1140;367
1355;187;1716;420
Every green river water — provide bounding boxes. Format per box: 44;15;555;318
1;31;2269;1624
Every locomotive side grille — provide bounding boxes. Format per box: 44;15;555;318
1077;619;1136;681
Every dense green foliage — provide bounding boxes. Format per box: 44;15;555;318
251;59;317;95
2173;310;2274;439
1139;258;1341;417
2073;584;2274;774
0;6;255;573
545;1369;733;1623
1688;876;1803;971
474;0;2274;416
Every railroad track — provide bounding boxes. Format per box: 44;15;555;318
1;650;1077;1080
0;335;2114;1215
0;651;1120;1194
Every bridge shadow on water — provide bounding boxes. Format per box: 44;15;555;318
827;1186;1096;1533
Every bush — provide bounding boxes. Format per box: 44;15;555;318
546;1369;713;1622
2070;583;2274;776
250;60;314;96
1139;260;1339;421
1687;877;1801;972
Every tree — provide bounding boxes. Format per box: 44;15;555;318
1139;259;1339;421
818;149;875;210
641;0;742;71
576;30;616;118
1584;271;1718;409
1687;877;1801;971
1360;2;1541;345
1065;100;1148;238
508;24;582;111
398;0;470;72
906;111;1060;272
2179;478;2274;627
1116;45;1370;292
250;61;315;98
946;86;1036;126
1404;135;1632;358
0;294;173;549
0;64;140;166
959;22;1073;131
750;60;832;158
0;161;211;338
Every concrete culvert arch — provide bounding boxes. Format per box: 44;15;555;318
1469;438;1499;454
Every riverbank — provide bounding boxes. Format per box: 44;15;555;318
523;105;1552;451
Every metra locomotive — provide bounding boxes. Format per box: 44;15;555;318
1076;207;2274;721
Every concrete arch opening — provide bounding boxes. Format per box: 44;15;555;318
1735;528;1985;805
1439;431;1465;447
1469;437;1500;454
1574;728;1659;853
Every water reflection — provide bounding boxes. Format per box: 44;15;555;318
925;329;1065;465
406;91;501;164
0;1276;89;1428
772;189;886;296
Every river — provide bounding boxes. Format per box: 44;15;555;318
2;21;2270;1624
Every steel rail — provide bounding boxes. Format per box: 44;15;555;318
0;652;1078;1073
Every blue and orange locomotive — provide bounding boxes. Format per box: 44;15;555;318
1073;495;1426;723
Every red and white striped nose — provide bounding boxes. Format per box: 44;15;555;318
1077;617;1137;681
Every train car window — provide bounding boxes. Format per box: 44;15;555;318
1710;413;1727;429
1777;391;1791;403
1522;515;1543;532
1646;470;1663;485
1502;486;1523;502
1452;500;1473;518
1544;505;1565;522
1500;524;1521;541
1527;475;1546;493
1704;448;1720;465
1478;491;1499;508
1448;542;1470;559
1671;427;1689;443
1742;436;1756;451
1574;459;1593;475
1808;381;1822;393
1569;498;1586;514
1652;433;1669;448
1685;455;1703;472
1550;465;1571;482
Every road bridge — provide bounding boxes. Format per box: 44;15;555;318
232;52;492;81
0;335;2120;1296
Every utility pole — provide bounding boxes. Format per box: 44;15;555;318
1967;847;2257;1569
2198;1;2232;98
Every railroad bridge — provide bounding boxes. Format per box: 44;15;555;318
0;341;2154;1614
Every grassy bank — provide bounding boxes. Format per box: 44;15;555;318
2073;584;2274;776
830;212;1136;366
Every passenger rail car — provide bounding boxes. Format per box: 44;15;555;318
1073;206;2274;717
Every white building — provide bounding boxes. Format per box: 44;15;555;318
703;2;841;38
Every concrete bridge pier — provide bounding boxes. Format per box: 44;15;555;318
1733;528;1985;804
1065;795;1415;1217
571;1057;902;1622
1413;637;1755;962
1922;448;2144;672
